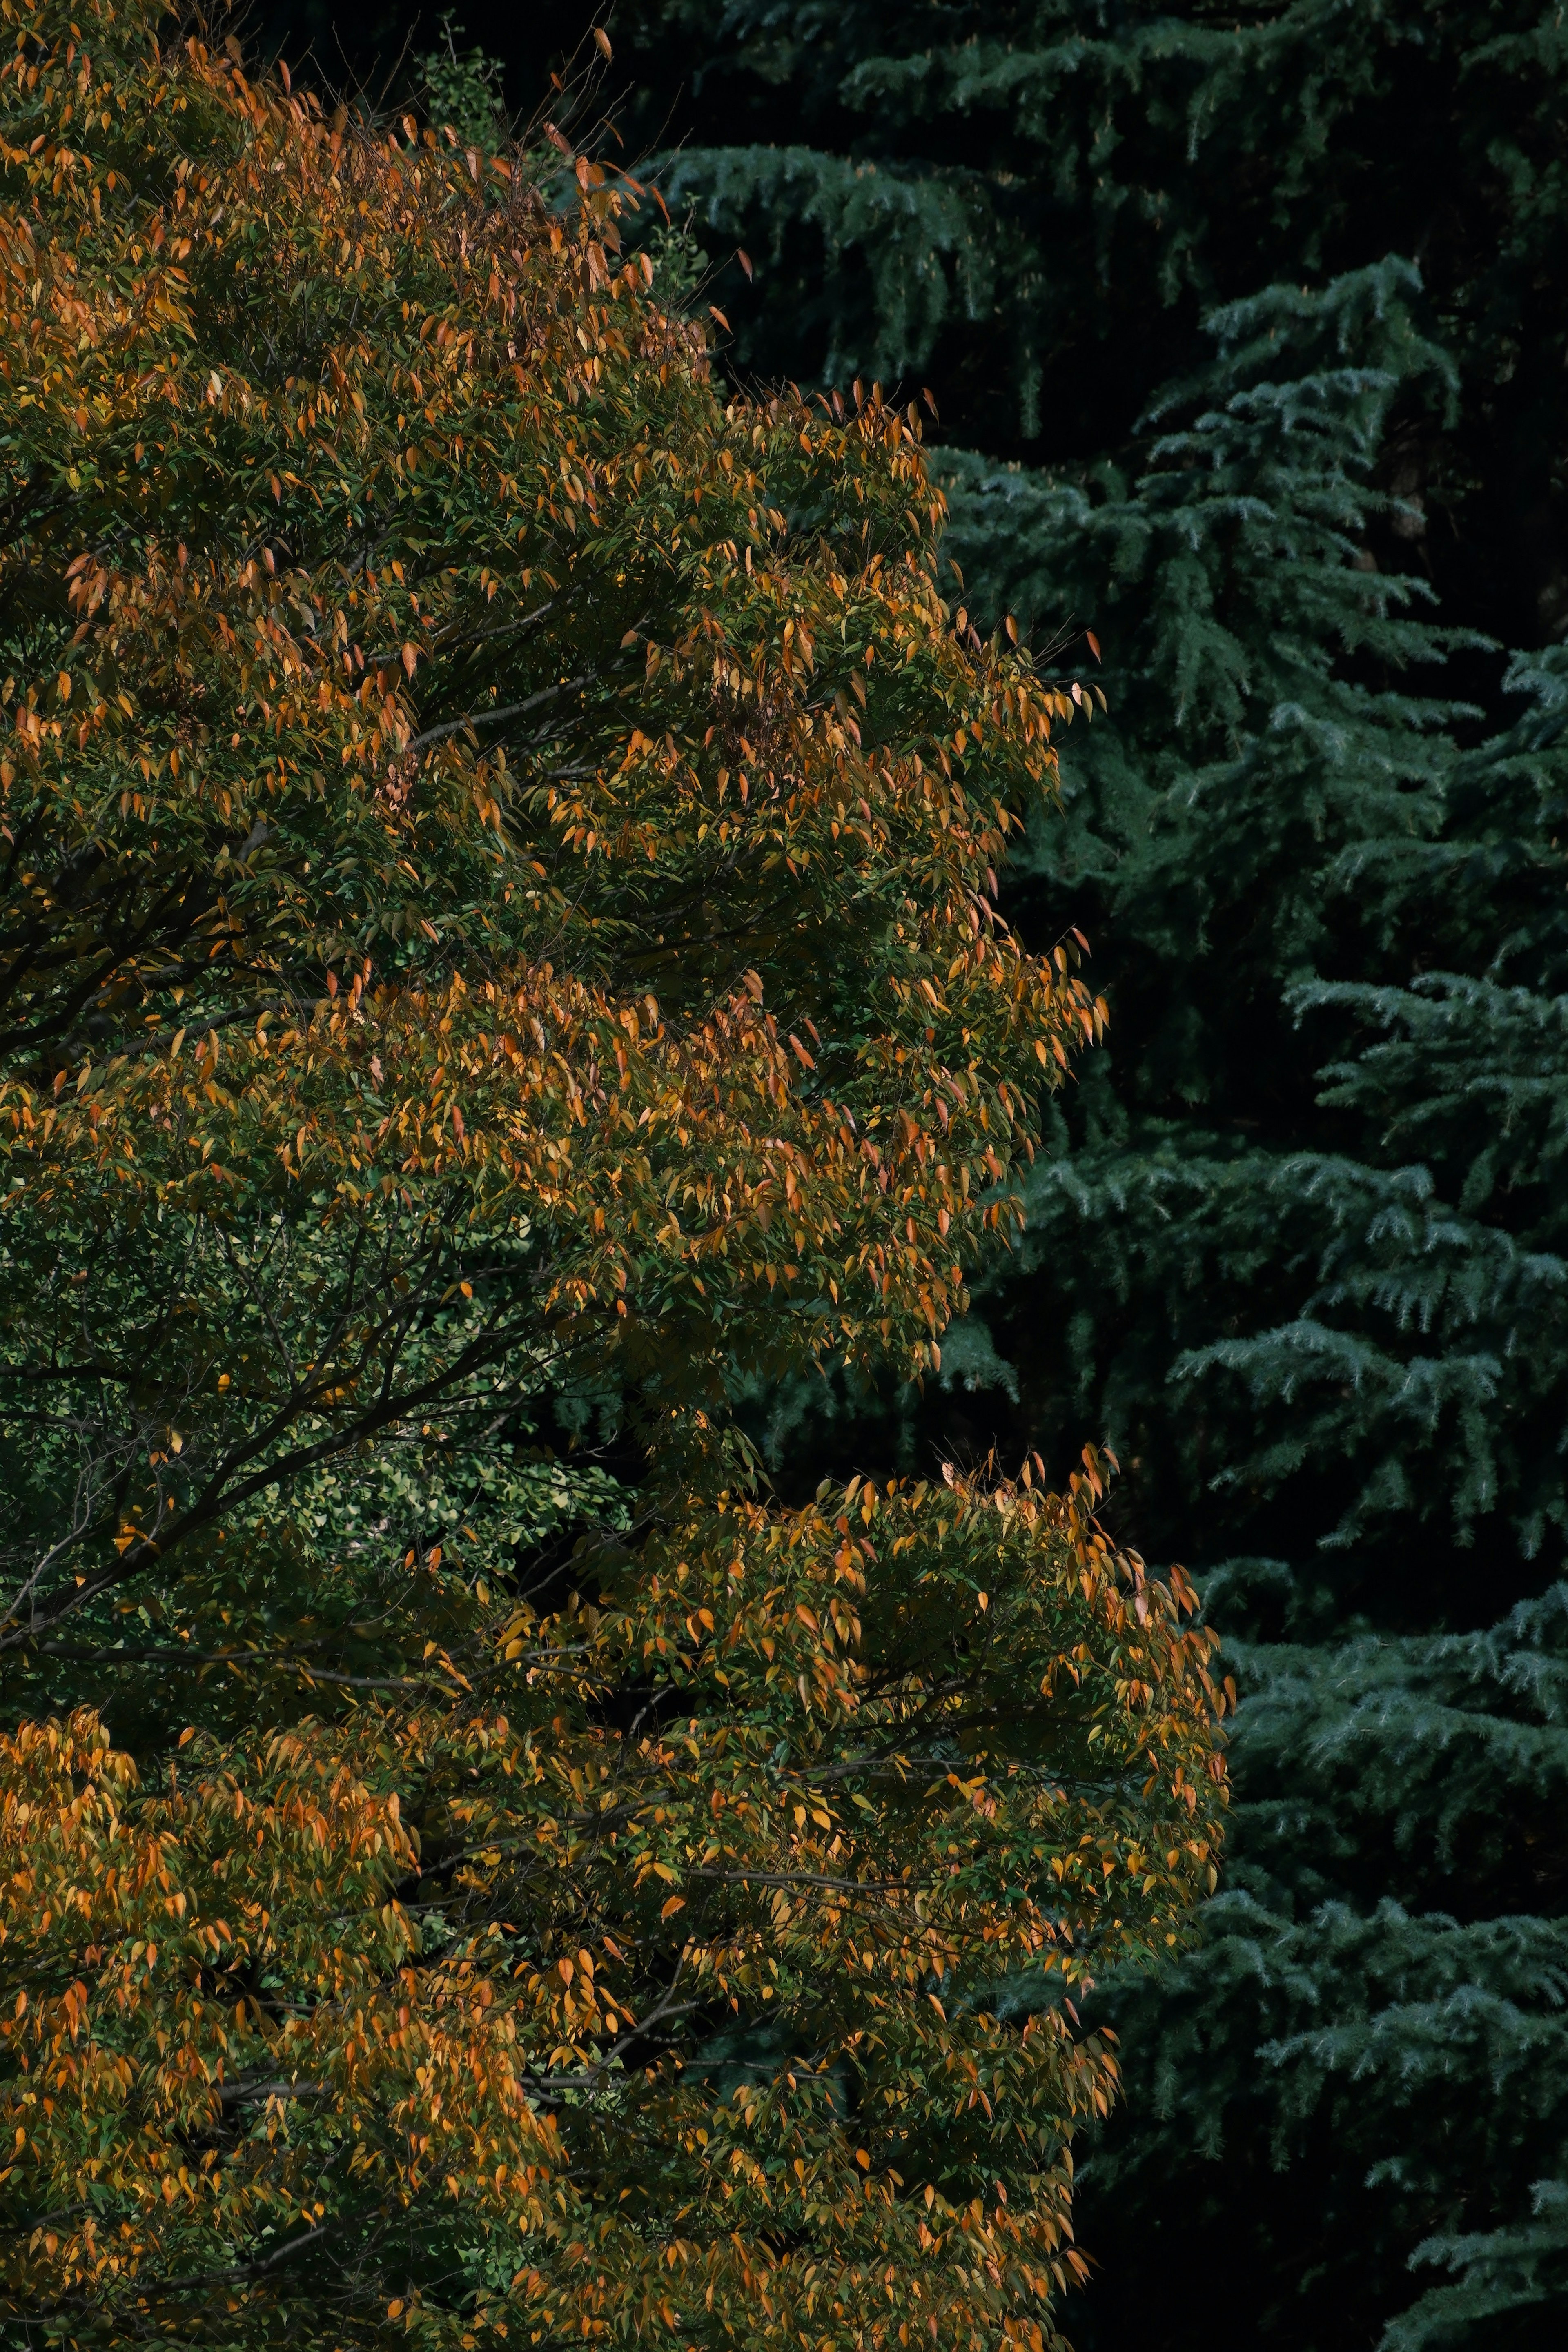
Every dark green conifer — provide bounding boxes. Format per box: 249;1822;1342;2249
619;0;1568;643
942;263;1568;2352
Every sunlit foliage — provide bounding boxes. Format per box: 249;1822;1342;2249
0;5;1225;2345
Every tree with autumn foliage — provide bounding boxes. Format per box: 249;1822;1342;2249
0;6;1227;2346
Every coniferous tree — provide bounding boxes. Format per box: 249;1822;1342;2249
613;0;1568;650
938;266;1568;2352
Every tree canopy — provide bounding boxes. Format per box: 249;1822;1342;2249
579;6;1568;2349
0;5;1227;2345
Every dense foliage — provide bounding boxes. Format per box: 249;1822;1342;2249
573;7;1568;2352
0;5;1228;2346
617;0;1568;655
949;264;1568;2352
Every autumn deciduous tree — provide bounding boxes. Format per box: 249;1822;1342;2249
0;6;1227;2345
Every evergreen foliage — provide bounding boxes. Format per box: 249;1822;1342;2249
0;5;1228;2345
619;0;1568;644
943;268;1568;2352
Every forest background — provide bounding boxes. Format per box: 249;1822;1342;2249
82;2;1568;2348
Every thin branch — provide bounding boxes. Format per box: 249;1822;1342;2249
405;675;594;759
